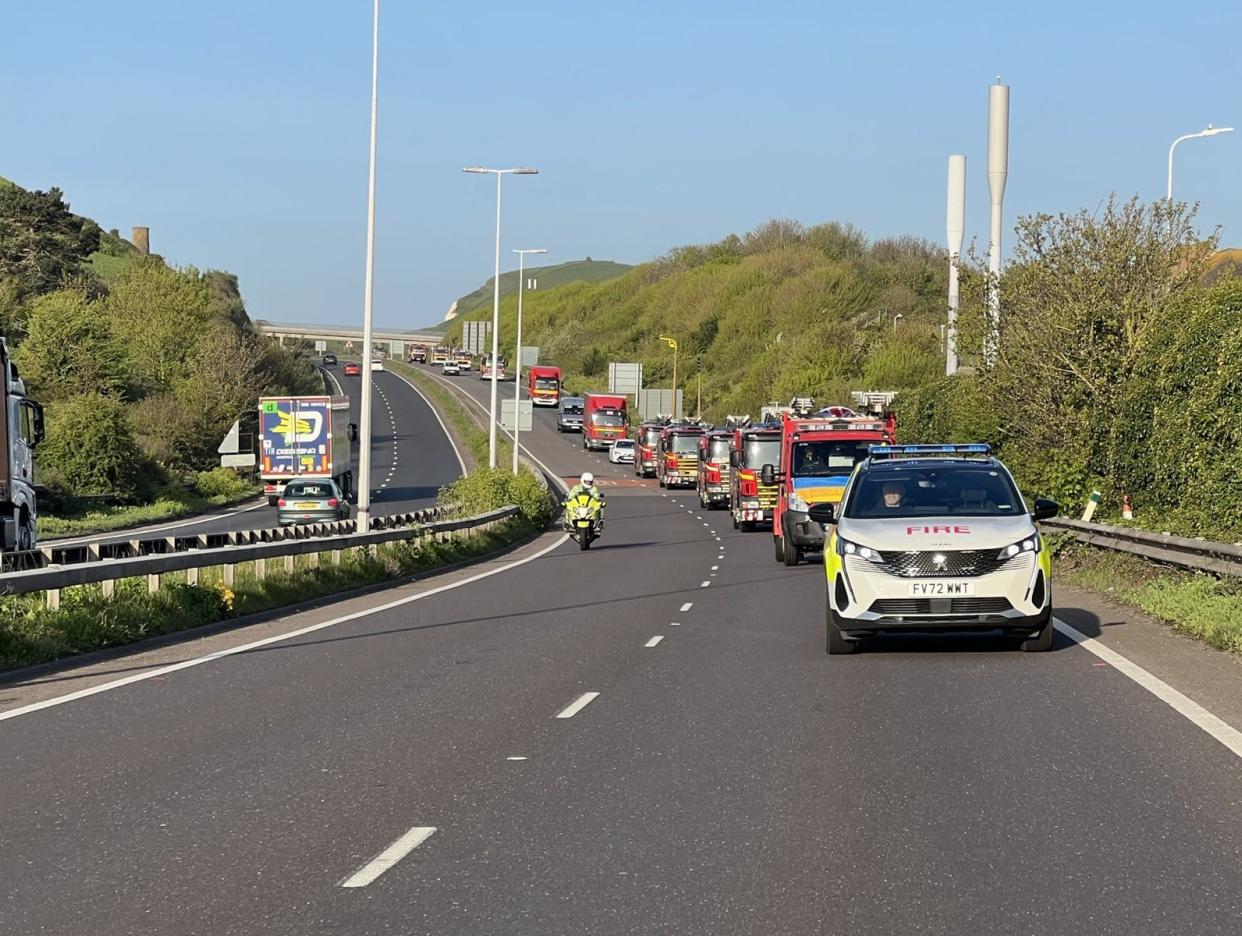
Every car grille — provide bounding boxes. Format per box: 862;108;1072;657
868;598;1014;615
876;549;1031;578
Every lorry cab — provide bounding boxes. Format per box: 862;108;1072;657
407;344;428;364
582;394;629;451
634;422;664;478
658;424;705;489
730;424;781;531
0;344;44;551
697;430;734;508
528;366;562;406
431;346;450;366
765;399;894;566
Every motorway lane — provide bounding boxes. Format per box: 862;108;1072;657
44;363;462;549
5;375;1242;932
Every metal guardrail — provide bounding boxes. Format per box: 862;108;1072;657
0;505;516;608
8;505;460;574
1042;517;1242;577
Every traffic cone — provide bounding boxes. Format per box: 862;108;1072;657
1122;494;1134;521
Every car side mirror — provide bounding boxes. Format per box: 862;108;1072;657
760;464;775;485
1032;497;1059;521
728;451;738;467
347;423;359;443
808;502;836;525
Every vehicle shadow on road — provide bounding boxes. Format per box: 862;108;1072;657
854;607;1084;654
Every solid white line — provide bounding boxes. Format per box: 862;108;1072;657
555;691;600;719
680;602;693;612
339;826;436;888
644;635;664;648
1054;618;1242;760
383;367;467;477
0;532;573;722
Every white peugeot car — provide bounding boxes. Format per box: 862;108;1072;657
811;444;1058;655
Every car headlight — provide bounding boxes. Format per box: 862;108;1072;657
787;492;809;512
997;532;1040;560
838;537;883;563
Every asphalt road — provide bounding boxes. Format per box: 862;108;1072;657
4;375;1242;934
45;362;463;548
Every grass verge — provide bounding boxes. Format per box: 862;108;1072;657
0;517;535;672
1055;544;1242;655
39;485;261;539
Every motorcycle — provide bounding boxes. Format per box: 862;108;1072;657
564;490;605;550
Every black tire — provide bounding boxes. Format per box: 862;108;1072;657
267;495;279;507
1020;607;1054;652
782;536;801;567
579;532;591;551
741;521;754;532
827;607;858;655
17;518;34;552
774;536;785;563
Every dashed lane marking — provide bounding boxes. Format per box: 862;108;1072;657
340;826;437;888
680;602;693;612
556;692;600;719
700;581;711;588
644;636;664;648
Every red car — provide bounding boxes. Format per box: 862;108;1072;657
343;362;361;376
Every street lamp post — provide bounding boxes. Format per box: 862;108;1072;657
1167;124;1234;201
658;336;678;417
356;0;380;533
463;166;539;468
512;247;548;474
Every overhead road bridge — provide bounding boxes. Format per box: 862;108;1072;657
253;320;446;345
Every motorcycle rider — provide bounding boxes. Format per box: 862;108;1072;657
563;472;606;531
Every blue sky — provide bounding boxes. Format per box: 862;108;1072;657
4;1;1238;327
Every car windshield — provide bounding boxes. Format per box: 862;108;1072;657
535;377;558;390
792;440;872;477
614;440;634;449
591;412;625;427
744;438;781;469
844;464;1024;519
285;482;334;498
562;403;583;415
669;434;700;454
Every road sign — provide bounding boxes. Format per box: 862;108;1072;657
217;420;240;454
463;321;491;355
345;339;354;350
609;362;643;396
220;452;257;468
390;340;403;357
520;346;539;366
500;398;533;432
637;388;682;420
314;339;327;353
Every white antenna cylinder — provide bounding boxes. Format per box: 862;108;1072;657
986;80;1009;364
946;154;966;376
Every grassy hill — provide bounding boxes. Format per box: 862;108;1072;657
1205;248;1242;284
446;221;948;417
447;259;631;320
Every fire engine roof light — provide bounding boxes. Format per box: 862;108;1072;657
868;443;992;460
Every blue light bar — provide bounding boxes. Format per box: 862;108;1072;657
868;443;991;459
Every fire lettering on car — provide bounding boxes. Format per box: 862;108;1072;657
906;525;971;535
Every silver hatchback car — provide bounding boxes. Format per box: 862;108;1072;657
277;479;349;525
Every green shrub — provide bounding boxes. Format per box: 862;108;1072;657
439;466;552;527
194;466;252;499
39;394;145;497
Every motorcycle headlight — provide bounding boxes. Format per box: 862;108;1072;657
838;537;883;563
997;532;1040;560
787;492;809;512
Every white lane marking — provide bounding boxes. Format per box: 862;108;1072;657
700;581;711;588
0;532;573;722
680;602;693;612
670;621;680;627
702;522;709;527
340;826;436;888
383;367;467;477
644;635;664;648
556;691;600;719
711;565;719;571
506;756;527;761
1054;618;1242;761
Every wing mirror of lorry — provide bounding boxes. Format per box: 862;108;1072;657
808;502;836;525
1032;497;1059;521
25;401;44;447
760;464;775;485
728;451;738;467
348;423;359;444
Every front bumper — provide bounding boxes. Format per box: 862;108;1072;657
784;510;826;549
736;507;770;522
702;484;729;503
532;396;558;407
830;553;1049;631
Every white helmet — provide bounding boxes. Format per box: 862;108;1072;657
580;472;595;487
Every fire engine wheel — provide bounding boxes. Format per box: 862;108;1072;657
774;537;785;563
827;607;858;655
782;537;801;567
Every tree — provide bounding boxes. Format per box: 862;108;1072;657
39;394;144;497
20;289;125;400
0;185;100;298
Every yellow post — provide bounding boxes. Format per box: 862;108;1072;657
659;335;679;417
